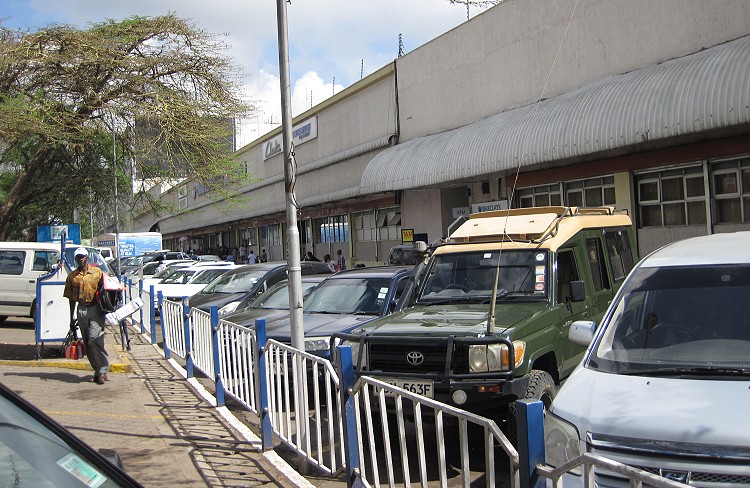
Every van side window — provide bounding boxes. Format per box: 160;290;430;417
604;230;635;281
586;238;610;292
0;251;26;275
32;251;59;271
556;250;580;304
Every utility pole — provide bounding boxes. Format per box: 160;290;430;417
275;0;307;471
275;0;303;359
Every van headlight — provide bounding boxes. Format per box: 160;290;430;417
304;336;332;353
219;301;239;317
468;340;525;372
544;413;582;475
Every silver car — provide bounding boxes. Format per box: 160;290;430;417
546;232;750;487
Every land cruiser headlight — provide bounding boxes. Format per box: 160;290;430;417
468;340;526;372
218;301;239;317
544;413;582;475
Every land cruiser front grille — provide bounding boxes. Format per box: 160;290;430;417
368;342;452;374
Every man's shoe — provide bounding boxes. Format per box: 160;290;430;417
95;375;106;385
101;373;108;382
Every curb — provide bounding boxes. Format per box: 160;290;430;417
0;343;133;373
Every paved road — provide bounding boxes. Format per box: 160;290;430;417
0;317;311;488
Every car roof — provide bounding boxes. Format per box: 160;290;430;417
641;232;750;268
324;265;412;279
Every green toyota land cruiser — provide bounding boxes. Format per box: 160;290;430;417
337;206;637;437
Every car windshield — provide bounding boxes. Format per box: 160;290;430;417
590;264;750;374
152;266;179;279
202;268;268;294
251;280;321;309
416;250;547;303
161;269;195;284
304;277;391;315
191;269;230;284
0;392;133;487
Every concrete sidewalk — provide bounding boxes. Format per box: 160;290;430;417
0;319;312;488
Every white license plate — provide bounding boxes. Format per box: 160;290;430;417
376;378;434;398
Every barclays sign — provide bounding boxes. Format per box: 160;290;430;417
263;116;318;160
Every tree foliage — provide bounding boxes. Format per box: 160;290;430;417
0;14;253;240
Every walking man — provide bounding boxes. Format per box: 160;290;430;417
63;247;109;384
336;249;347;271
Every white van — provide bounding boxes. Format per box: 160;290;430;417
0;243;113;322
546;232;750;486
0;242;61;321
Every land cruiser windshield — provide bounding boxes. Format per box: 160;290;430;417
590;264;750;375
416;250;548;304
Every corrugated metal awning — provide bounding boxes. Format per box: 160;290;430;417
361;35;750;193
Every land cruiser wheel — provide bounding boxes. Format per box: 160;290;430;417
506;370;556;445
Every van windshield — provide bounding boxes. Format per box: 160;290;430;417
416;250;547;303
590;264;750;374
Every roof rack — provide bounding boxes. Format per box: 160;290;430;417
448;206;617;243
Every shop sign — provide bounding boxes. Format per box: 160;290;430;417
263;116;318;160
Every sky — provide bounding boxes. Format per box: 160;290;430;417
1;0;492;147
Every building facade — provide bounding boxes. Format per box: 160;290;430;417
134;0;750;262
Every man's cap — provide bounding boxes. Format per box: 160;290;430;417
74;247;88;258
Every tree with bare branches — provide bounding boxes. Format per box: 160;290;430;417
0;14;253;240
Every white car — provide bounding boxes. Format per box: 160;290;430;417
153;264;236;302
546;232;750;486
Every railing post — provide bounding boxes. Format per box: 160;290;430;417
138;280;145;334
255;318;273;450
183;299;194;378
517;399;545;488
158;291;170;360
149;285;157;343
336;345;362;488
210;306;225;407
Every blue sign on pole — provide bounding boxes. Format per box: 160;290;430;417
37;224;81;244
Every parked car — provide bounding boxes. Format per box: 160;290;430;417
114;251;193;275
388;242;428;266
188;261;333;316
0;242;62;322
261;266;413;358
545;232;750;486
222;275;329;327
0;380;144;487
154;264;237;302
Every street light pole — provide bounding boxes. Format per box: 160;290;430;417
275;0;303;350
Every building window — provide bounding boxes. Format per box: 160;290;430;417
178;186;188;210
517;184;562;208
315;215;349;243
353;210;376;241
636;166;706;227
517;176;614;209
481;180;490;194
376;206;402;241
712;158;750;223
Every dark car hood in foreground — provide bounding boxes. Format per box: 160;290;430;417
222;308;291;328
263;312;380;340
350;302;550;337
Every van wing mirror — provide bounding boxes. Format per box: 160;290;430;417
570;280;586;302
569;320;596;346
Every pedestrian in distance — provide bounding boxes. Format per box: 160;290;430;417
304;251;321;262
336;249;347;270
248;249;255;264
323;254;337;272
63;247;110;384
239;243;247;264
260;249;268;263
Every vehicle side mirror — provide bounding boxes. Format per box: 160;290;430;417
569;320;596;346
570;280;586;302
